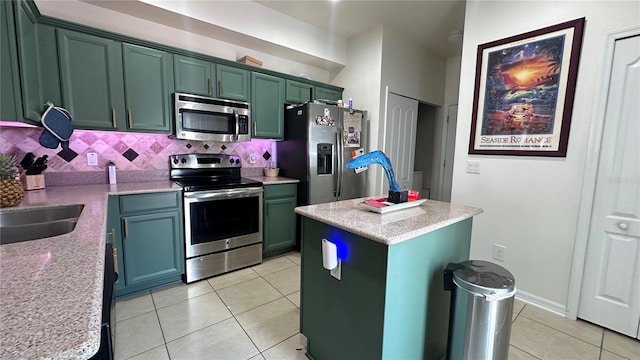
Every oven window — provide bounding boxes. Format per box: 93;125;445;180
190;196;259;244
180;109;234;133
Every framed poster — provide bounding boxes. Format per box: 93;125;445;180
468;18;585;157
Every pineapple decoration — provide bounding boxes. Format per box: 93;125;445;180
0;154;24;208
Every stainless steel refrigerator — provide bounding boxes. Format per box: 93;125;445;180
277;102;368;205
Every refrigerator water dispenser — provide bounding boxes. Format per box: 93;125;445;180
317;144;333;175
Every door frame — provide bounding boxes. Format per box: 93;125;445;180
566;26;640;320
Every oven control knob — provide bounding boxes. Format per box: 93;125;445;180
180;158;187;164
235;159;240;165
173;158;179;164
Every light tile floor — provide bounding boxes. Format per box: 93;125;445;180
115;252;640;360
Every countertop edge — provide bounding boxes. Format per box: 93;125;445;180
295;198;483;245
244;175;300;185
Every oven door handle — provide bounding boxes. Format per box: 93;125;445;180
184;187;263;200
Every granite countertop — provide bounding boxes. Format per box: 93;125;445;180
295;197;483;245
245;175;299;185
0;181;180;360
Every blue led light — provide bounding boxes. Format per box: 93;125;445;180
327;229;350;261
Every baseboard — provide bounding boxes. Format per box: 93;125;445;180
515;289;567;317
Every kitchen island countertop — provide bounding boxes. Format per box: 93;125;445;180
295;197;482;245
244;175;299;185
0;181;180;360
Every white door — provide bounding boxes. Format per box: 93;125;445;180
441;104;458;202
578;34;640;338
383;92;418;191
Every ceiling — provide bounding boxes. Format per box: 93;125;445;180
255;0;467;58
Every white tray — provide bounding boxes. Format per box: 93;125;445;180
359;198;427;214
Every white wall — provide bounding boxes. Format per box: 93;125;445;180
380;25;446;106
452;1;640;312
358;25;448;195
332;25;384;196
34;0;333;81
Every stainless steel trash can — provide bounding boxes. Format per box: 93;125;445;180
443;260;516;360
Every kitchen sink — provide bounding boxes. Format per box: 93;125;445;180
0;204;84;245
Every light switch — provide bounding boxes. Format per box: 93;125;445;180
466;160;480;174
87;153;98;166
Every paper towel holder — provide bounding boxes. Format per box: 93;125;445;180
322;238;341;280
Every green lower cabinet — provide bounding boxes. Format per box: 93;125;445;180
251;72;285;139
121;212;183;287
263;183;297;258
108;192;185;297
300;217;473;360
314;85;342;102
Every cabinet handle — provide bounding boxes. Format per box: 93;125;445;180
110;228;116;243
123;219;129;239
111;107;116;128
208;79;212;95
218;80;222;97
127;109;132;128
253;121;257;136
113;247;119;275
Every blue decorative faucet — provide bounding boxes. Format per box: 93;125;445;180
346;150;401;192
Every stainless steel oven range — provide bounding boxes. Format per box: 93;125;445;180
170;153;263;283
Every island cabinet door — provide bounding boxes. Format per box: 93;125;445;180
300;217;389;360
120;211;184;288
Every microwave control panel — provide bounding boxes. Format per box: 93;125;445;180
238;115;249;134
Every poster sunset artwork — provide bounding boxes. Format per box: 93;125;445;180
483;35;564;138
468;18;585;157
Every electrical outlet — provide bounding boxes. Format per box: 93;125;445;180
466;160;480;174
493;244;506;261
249;154;256;164
87;153;98;166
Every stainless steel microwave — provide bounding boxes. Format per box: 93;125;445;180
174;93;251;142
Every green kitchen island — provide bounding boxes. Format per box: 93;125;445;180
295;198;483;360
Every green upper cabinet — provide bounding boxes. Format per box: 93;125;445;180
251;72;285;139
57;29;174;133
13;0;61;123
314;86;342;102
174;54;214;97
285;79;313;104
57;29;126;131
216;64;249;101
174;55;249;101
122;43;174;133
1;1;21;121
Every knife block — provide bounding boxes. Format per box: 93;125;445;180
21;173;45;190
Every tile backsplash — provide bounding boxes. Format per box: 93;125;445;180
0;124;275;174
